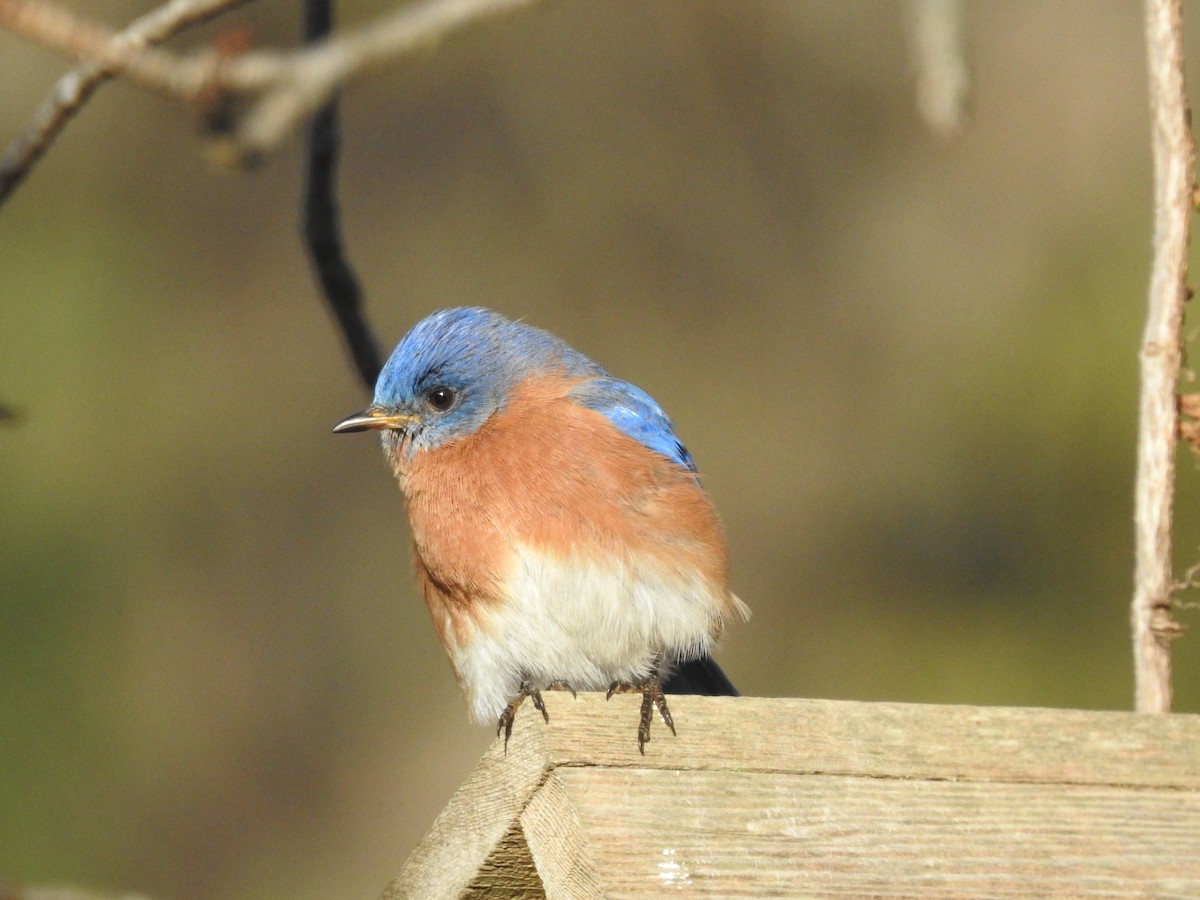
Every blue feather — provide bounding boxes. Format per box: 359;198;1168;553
568;377;697;472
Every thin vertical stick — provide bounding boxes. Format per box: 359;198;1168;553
1134;0;1192;714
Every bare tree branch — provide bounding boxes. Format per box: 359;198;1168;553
1133;0;1193;714
0;0;552;168
907;0;970;136
0;0;252;204
0;0;240;98
302;0;382;390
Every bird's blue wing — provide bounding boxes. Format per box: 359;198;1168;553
568;377;697;472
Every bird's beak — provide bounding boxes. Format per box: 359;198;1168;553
332;406;418;433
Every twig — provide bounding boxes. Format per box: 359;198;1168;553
302;0;381;390
1133;0;1193;715
0;0;249;98
0;0;552;167
907;0;970;136
0;0;252;204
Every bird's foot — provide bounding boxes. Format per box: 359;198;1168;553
546;679;578;698
497;681;544;752
496;680;577;752
607;672;676;754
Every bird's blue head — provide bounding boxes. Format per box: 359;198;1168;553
333;307;603;455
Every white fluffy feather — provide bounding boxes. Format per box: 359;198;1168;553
451;544;723;724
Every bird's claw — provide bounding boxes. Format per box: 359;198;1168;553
497;681;543;752
607;673;675;754
496;679;577;752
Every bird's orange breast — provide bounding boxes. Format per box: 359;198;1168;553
390;375;733;651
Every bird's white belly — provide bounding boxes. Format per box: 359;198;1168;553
450;544;720;724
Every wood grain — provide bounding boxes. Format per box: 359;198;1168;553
559;769;1200;897
382;695;1200;898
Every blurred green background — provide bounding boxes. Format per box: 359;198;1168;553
2;1;1198;897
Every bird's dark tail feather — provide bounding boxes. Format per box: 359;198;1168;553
663;655;739;696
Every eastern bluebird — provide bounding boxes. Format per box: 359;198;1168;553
334;308;749;752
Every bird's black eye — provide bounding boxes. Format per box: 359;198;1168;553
426;387;456;412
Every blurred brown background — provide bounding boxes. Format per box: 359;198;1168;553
2;1;1198;897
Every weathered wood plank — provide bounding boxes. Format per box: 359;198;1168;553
382;722;551;900
383;695;1200;899
553;769;1200;897
520;694;1200;787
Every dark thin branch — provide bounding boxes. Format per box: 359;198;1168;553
302;0;382;391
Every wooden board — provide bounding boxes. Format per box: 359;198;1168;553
382;694;1200;898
